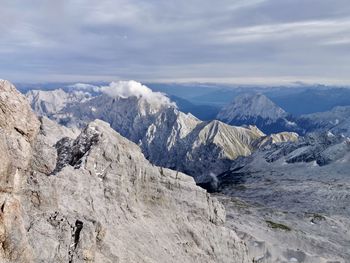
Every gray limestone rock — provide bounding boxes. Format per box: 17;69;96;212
1;80;249;262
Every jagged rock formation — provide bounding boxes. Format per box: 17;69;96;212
37;116;80;146
27;89;298;183
26;89;92;117
1;80;250;263
254;131;299;148
217;93;300;134
226;131;350;175
0;80;41;262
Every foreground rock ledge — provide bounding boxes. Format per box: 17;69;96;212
0;80;249;262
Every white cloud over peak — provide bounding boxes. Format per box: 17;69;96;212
100;80;176;107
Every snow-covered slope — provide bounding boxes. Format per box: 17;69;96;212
217;93;299;134
217;93;287;121
27;82;298;183
26;89;92;117
298;106;350;136
213;132;350;262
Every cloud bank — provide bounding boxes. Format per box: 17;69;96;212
101;81;176;107
1;0;350;84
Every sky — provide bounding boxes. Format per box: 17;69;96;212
1;0;350;85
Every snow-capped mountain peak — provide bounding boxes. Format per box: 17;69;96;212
217;93;287;122
216;93;301;134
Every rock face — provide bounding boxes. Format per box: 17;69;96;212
1;80;249;263
217;93;300;134
27;90;297;183
26;89;91;117
38;116;80;146
0;80;40;143
0;80;41;262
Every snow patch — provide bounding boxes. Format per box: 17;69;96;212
327;131;335;137
209;172;219;189
285;119;297;127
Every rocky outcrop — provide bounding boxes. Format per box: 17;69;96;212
0;80;40;144
1;80;249;262
254;131;299;148
0;79;40;262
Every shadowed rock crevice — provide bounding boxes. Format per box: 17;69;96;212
68;220;84;263
73;220;83;249
52;128;99;174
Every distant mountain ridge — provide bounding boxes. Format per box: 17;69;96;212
26;85;298;183
270;88;350;115
26;88;92;117
217;93;287;121
297;106;350;136
217;93;299;134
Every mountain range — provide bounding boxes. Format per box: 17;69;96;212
2;79;349;262
217;92;350;137
26;85;298;183
0;79;250;262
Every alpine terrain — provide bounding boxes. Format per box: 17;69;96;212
26;82;297;183
1;79;348;263
0;80;251;262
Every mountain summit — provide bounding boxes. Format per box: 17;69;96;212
217;93;298;134
217;93;287;121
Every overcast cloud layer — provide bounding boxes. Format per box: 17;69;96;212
1;0;350;84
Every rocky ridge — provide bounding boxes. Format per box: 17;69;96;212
26;89;92;117
27;88;298;183
0;80;250;262
297;106;350;136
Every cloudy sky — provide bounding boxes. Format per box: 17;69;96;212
1;0;350;84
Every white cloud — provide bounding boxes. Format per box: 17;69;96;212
214;19;350;43
321;37;350;46
1;0;350;84
68;83;100;92
100;80;176;107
